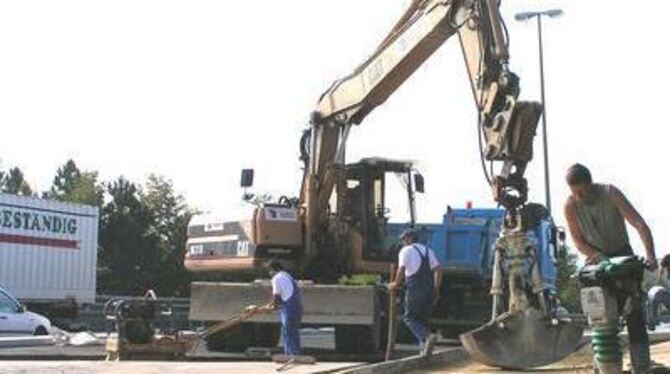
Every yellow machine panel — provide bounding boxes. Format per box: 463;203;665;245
253;206;302;248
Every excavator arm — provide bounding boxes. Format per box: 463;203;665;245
302;0;541;264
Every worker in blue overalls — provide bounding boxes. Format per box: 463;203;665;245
388;228;443;356
251;260;303;356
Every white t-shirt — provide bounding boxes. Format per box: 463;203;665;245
271;271;295;302
398;243;440;278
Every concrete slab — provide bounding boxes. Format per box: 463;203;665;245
190;282;377;325
334;348;468;374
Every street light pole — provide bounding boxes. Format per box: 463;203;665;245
515;9;562;216
536;15;551;215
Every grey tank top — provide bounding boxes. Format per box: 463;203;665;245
574;184;630;255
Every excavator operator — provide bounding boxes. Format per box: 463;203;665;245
563;163;656;373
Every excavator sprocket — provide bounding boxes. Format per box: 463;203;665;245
459;309;584;369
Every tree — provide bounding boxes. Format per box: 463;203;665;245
1;167;33;196
47;160;81;199
98;177;160;295
141;175;192;296
555;245;581;313
46;160;103;206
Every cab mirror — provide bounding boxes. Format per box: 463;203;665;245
18;304;26;313
414;173;425;193
240;169;254;188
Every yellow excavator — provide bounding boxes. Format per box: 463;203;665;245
185;0;583;368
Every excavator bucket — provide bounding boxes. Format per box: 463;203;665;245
459;309;584;369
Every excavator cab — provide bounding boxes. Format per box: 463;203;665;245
341;158;422;263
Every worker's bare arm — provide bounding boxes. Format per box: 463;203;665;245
388;266;406;292
610;186;656;268
564;199;602;262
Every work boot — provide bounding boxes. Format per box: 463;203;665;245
421;334;436;357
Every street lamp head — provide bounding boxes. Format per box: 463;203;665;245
543;9;564;18
514;12;536;22
515;9;564;22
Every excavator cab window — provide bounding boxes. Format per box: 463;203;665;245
344;161;416;261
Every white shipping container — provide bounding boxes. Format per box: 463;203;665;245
0;193;98;304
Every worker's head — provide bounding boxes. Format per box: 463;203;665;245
264;259;283;277
566;163;596;203
399;228;418;245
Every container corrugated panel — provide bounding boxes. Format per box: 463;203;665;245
0;193;99;303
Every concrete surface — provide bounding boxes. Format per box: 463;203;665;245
337;348;468;374
0;360;360;374
412;341;670;373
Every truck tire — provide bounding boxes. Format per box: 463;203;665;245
204;323;253;352
252;324;279;347
335;325;376;354
394;323;417;344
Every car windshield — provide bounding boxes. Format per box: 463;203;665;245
0;290;18;313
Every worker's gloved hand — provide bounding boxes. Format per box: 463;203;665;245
645;257;658;271
245;304;259;313
387;282;400;293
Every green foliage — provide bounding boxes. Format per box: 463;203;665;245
45;160;103;206
98;177;160;295
1;167;33;196
141;174;193;296
96;174;193;297
556;245;582;313
339;274;378;286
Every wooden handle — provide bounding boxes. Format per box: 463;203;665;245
385;263;397;361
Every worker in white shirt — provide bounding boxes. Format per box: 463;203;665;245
250;260;303;356
387;228;443;356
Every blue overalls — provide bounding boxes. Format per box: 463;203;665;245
402;245;434;345
280;275;303;356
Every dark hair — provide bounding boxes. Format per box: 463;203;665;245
265;259;283;273
566;163;592;186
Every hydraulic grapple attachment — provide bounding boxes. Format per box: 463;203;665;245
460;227;584;369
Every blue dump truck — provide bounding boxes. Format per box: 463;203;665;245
388;206;559;338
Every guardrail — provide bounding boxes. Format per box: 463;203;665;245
72;295;201;333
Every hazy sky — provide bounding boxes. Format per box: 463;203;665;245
1;1;667;258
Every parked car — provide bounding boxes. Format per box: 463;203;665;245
0;287;51;335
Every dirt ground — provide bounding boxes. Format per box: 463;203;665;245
414;341;670;373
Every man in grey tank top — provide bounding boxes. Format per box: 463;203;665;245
564;163;657;373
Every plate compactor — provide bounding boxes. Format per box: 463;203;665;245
579;256;648;374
